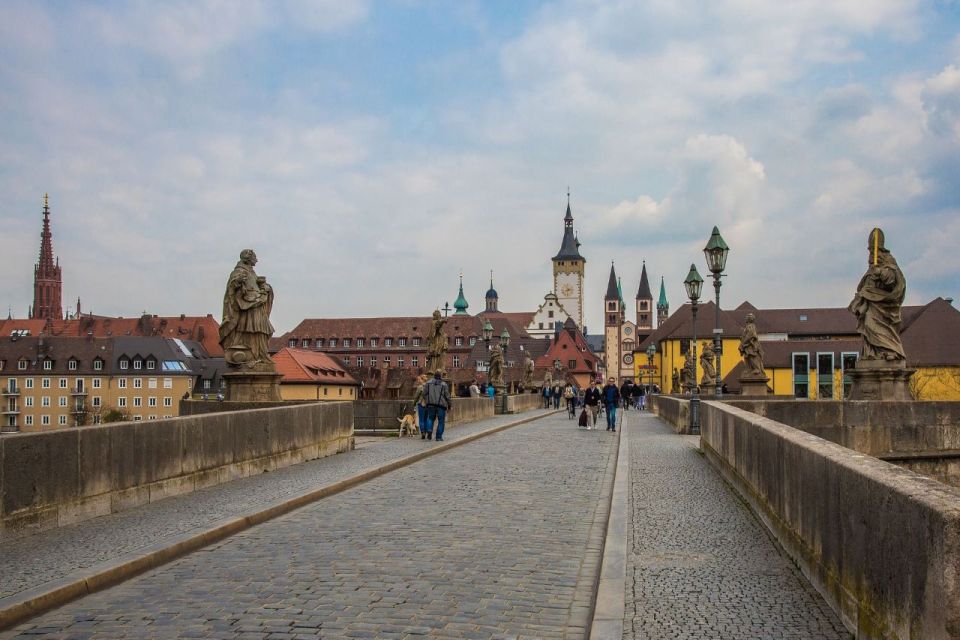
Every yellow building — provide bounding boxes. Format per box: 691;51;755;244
636;297;960;401
1;336;206;432
273;347;360;401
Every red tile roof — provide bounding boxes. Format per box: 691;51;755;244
41;314;223;356
0;319;48;337
273;348;360;385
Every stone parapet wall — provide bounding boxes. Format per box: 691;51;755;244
180;399;317;416
503;393;542;414
647;395;691;434
0;402;353;539
701;400;960;639
354;397;493;432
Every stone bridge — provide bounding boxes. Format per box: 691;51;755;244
0;396;956;638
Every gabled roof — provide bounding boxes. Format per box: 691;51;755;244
44;314;222;356
899;297;960;367
535;322;601;374
0;318;47;337
274;348;359;385
636;263;652;300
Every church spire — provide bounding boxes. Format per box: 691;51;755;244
453;271;469;315
657;276;670;328
553;191;584;261
32;193;63;320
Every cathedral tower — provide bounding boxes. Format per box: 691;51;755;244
552;192;585;327
31;194;63;321
635;261;653;332
657;276;669;328
604;263;621;382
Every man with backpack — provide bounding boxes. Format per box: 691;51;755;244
583;379;602;429
602;377;621;432
423;369;452;441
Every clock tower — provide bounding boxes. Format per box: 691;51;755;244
604;263;621;383
552;193;585;328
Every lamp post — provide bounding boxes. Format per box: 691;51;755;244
704;226;730;397
684;264;704;435
646;343;656;392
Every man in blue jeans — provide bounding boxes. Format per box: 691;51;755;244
423;369;452;441
602;377;621;432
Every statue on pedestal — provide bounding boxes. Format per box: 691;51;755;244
699;342;716;388
425;309;448;373
489;344;505;390
522;352;534;390
738;313;766;377
671;368;680;394
681;349;697;391
848;228;907;362
220;249;275;371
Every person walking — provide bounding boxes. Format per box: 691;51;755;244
469;379;480;398
563;383;576;418
619;379;634;411
602;377;621;432
552;383;562;409
423;370;452;441
583;379;602;429
637;383;647;410
543;385;551;409
413;374;428;437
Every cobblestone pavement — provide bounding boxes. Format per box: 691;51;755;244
622;410;851;639
5;412;618;639
0;410;555;601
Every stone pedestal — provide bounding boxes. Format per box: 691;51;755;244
223;371;282;402
700;384;716;397
738;374;770;396
847;360;915;401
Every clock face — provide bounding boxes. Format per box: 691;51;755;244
623;354;634;365
624;326;633;335
560;283;574;297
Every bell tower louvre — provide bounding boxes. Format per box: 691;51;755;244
30;194;63;321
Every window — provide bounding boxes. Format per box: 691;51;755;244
94;359;103;371
24;415;33;426
92;378;101;389
133;416;142;421
411;357;418;367
357;356;364;366
841;352;858;399
41;396;50;407
385;338;393;347
342;338;350;348
163;377;173;388
398;338;406;347
342;356;351;366
792;353;809;398
68;359;78;371
163;397;172;407
453;356;461;368
398;356;405;367
148;397;157;407
18;359;27;371
148;378;157;389
162;361;187;371
302;339;310;348
148;415;157;420
203;380;211;389
370;356;378;366
118;397;127;407
59;378;68;389
134;397;142;407
288;338;296;347
25;378;34;389
817;352;834;400
316;338;324;348
59;397;67;407
42;378;50;388
370;338;378;348
329;338;337;347
118;378;127;389
133;378;142;389
59;415;67;426
25;396;34;407
413;338;421;347
640;301;649;311
356;338;365;347
469;337;476;346
384;356;391;366
0;360;4;371
608;302;616;311
146;359;156;370
548;311;554;318
119;359;129;370
569;359;577;369
43;359;53;371
42;415;50;426
92;396;101;407
133;359;142;370
454;337;463;346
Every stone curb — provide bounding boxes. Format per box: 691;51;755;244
0;410;559;632
589;421;628;639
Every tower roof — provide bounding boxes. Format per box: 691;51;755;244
658;276;669;308
485;271;498;300
636;261;652;299
453;273;469;315
552;193;585;262
38;193;55;272
604;263;619;301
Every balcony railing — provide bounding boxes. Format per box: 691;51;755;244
70;387;88;396
2;407;20;415
2;386;20;396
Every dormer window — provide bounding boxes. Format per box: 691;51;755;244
288;338;297;347
342;338;350;348
93;358;103;371
356;338;365;347
18;359;28;371
119;358;129;370
302;338;310;348
329;338;337;348
370;338;379;348
316;338;324;348
398;337;406;347
68;359;78;371
385;338;393;347
454;337;464;346
133;359;143;370
146;358;156;370
412;337;421;347
43;359;53;371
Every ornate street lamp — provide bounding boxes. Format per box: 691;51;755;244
684;263;703;435
500;328;511;350
646;343;656;392
704;226;730;397
482;319;494;343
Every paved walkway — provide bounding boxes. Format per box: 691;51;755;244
0;410;555;602
622;410;851;639
4;412;618;639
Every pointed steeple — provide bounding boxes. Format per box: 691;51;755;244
658;276;668;308
485;270;499;312
636;261;652;300
604;262;619;301
657;276;670;328
553;191;585;262
32;193;63;320
453;271;469;315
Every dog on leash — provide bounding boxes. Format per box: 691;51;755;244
397;413;419;437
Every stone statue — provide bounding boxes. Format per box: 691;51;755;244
681;349;697;391
425;309;448;373
219;249;275;371
489;344;505;390
739;313;766;377
848;228;907;362
671;368;680;394
522;352;534;390
700;341;716;387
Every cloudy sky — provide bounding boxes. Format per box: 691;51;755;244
1;0;958;335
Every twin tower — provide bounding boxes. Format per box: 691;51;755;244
551;195;668;382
